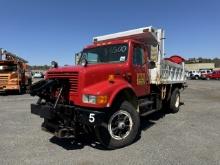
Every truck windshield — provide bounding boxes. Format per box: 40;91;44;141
80;44;128;64
0;65;17;72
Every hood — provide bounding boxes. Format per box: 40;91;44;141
47;63;129;88
48;65;84;73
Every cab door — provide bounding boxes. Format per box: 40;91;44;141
131;44;150;97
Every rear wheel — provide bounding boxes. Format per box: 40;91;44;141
169;88;180;113
95;101;140;149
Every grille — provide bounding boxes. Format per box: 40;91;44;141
47;72;79;93
0;75;9;85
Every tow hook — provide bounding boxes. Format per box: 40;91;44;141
54;128;75;138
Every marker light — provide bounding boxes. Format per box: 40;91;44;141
108;74;115;83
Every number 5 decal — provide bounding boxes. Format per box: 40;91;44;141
89;113;95;123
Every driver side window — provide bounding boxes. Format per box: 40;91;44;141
133;46;144;66
87;52;98;63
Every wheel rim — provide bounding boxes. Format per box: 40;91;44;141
108;110;133;140
175;95;180;108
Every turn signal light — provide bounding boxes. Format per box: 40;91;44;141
97;95;108;105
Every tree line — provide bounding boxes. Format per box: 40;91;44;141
185;57;220;67
30;65;50;70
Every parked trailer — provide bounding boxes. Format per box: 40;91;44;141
30;26;186;149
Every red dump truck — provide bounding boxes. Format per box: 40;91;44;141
30;26;186;149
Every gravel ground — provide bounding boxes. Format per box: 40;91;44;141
0;80;219;165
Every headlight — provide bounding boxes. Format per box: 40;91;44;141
82;94;108;105
82;95;97;104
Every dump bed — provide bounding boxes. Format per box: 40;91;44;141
94;26;186;85
150;59;186;84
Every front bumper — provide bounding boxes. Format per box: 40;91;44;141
0;87;5;93
0;84;19;92
31;103;106;126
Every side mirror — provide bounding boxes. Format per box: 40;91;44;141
75;52;82;65
149;61;156;69
51;61;58;68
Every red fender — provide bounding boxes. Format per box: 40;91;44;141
82;78;136;108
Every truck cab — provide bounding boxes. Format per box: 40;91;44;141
80;39;151;96
31;26;186;149
59;38;152;108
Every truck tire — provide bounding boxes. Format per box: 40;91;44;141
195;75;199;80
169;88;180;113
95;101;140;149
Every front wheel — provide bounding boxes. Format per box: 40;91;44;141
95;101;140;149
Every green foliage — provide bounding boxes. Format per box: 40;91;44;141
30;65;50;70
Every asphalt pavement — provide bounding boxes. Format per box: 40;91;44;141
0;80;220;165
